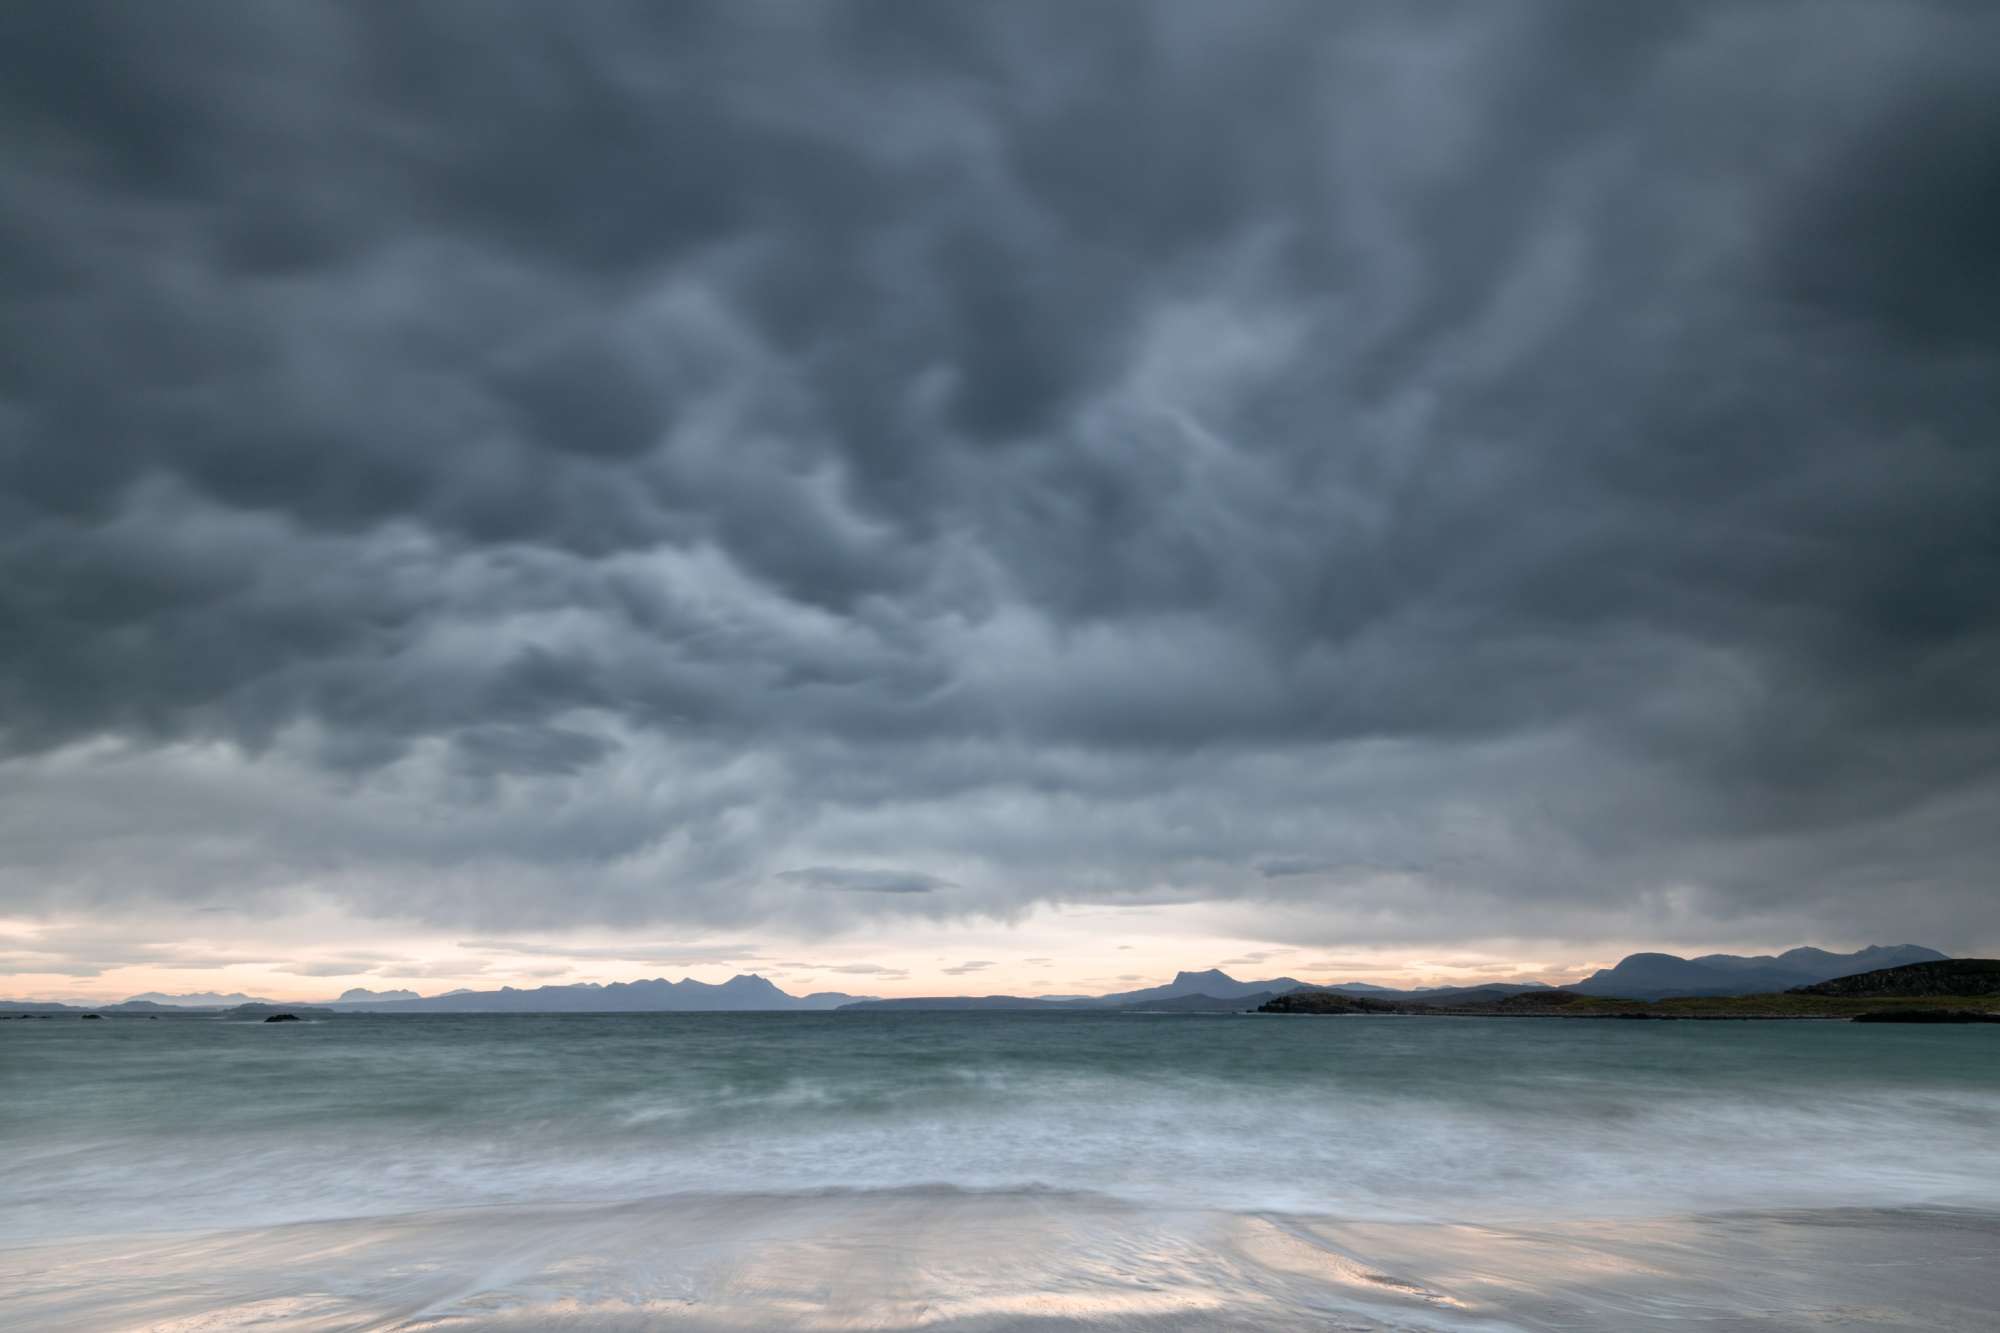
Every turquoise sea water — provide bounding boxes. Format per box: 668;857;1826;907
5;1012;1998;1243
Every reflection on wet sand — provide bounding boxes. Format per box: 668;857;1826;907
3;1191;1996;1331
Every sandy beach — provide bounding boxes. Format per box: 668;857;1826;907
5;1191;1997;1331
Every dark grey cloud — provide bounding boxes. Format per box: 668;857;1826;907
777;868;954;896
2;1;1997;955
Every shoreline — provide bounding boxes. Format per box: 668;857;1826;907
6;1191;1997;1331
1255;991;2000;1021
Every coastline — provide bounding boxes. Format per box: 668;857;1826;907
1255;991;2000;1020
6;1191;1997;1331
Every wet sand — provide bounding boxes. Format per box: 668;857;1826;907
3;1191;1995;1331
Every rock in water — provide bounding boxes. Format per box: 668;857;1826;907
262;1013;302;1023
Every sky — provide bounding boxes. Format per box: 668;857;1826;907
3;2;1998;1003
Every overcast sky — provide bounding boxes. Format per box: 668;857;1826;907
4;2;1997;1000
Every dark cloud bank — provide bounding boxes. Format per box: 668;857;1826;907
1;1;1996;951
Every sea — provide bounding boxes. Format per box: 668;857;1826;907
5;1011;1998;1329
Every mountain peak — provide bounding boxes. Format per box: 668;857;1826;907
338;973;863;1012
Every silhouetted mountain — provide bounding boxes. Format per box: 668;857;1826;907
1095;970;1312;1005
6;947;1956;1017
1573;945;1948;999
851;971;1557;1012
1093;969;1557;1006
1693;945;1947;978
900;953;1948;1011
1570;953;1737;997
353;974;872;1012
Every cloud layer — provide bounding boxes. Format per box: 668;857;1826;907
3;1;1997;957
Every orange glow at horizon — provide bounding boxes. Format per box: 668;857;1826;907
2;907;1618;1005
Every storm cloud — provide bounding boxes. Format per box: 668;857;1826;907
2;1;1997;956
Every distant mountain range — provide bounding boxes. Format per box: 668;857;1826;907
0;999;186;1015
322;974;873;1012
0;944;1955;1014
843;971;1560;1012
1095;969;1314;1005
840;947;1955;1011
1568;945;1948;1000
1265;959;2000;1018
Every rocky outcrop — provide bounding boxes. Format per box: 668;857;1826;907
1851;1008;2000;1023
